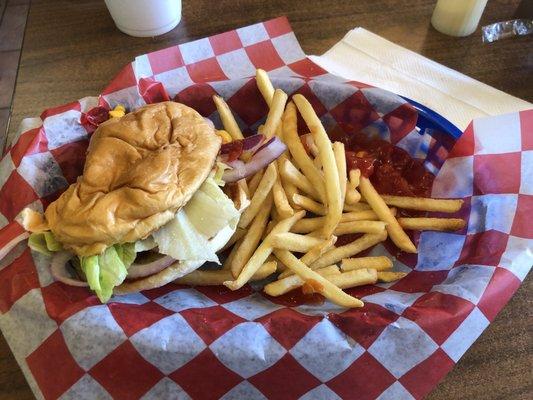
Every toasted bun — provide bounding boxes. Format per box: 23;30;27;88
114;183;249;295
45;102;221;256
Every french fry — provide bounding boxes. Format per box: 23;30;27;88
237;179;250;199
292;193;326;215
310;231;388;270
291;211;381;233
341;256;393;272
279;156;300;210
225;211;305;290
360;178;417;253
272;177;294;219
277;236;337;279
345;169;362;205
212;95;244;140
280;158;321;200
377;271;408;283
333;142;347;206
228;194;273;277
282;102;326;202
264;265;340;296
256;68;275;106
341;209;379;221
270;232;325;253
238;163;277;229
375;195;464;213
177;261;277;286
398;217;466;231
273;249;363;308
326;268;377;289
333;221;387;235
220;228;247;252
262;89;288;139
313;156;322;170
293;94;342;237
248;170;264;197
344;202;372;212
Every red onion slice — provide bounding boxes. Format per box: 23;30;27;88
222;136;286;183
51;252;88;287
126;254;175;279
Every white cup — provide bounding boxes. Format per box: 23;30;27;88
104;0;182;37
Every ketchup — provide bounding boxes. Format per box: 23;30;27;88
344;134;434;198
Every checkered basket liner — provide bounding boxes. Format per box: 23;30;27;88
0;16;531;400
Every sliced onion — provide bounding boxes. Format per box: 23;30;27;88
242;134;265;151
222;136;286;183
126;254;175;279
51;252;88;287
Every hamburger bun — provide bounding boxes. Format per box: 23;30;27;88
45;101;221;256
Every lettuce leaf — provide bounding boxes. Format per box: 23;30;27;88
80;243;136;303
183;175;240;238
152;208;219;263
28;231;62;255
213;162;229;186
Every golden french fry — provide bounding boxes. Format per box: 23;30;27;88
359;177;417;253
273;249;363;308
264;265;340;296
224;211;306;290
270;232;325;253
292;193;326;215
293;94;342;238
262;89;288;139
341;256;393;272
238;163;277;229
341;209;379;221
345;169;362;205
248;170;264;197
398;217;466;231
310;231;388;270
220;228;247;252
333;221;387;235
282;102;326;202
375;195;464;213
212;95;244;140
333;142;347;206
344;202;372;212
256;68;275;106
313;156;322;170
327;268;377;289
277;236;337;279
177;261;277;286
377;271;408;283
279;158;321;200
291;211;381;234
237;178;250;199
272;177;294;219
228;194;273;277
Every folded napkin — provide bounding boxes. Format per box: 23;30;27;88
310;28;532;130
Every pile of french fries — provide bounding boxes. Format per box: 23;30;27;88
176;69;465;308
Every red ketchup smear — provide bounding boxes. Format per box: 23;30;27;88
80;106;110;134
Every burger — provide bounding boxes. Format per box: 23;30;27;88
16;101;274;302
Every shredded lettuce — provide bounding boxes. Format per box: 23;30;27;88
134;237;157;252
28;231;62;255
183;175;240;238
152;208;219;263
213;162;229;186
80;244;133;303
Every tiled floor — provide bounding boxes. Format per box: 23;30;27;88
0;0;30;152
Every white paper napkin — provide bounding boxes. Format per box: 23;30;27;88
310;28;532;130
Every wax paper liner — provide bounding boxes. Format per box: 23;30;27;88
0;16;531;400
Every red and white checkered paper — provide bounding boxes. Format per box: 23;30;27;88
0;17;531;400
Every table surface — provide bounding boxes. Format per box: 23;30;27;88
2;0;532;399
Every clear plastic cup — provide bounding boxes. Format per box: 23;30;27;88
104;0;182;37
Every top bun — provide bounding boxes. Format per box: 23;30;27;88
45;101;221;256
